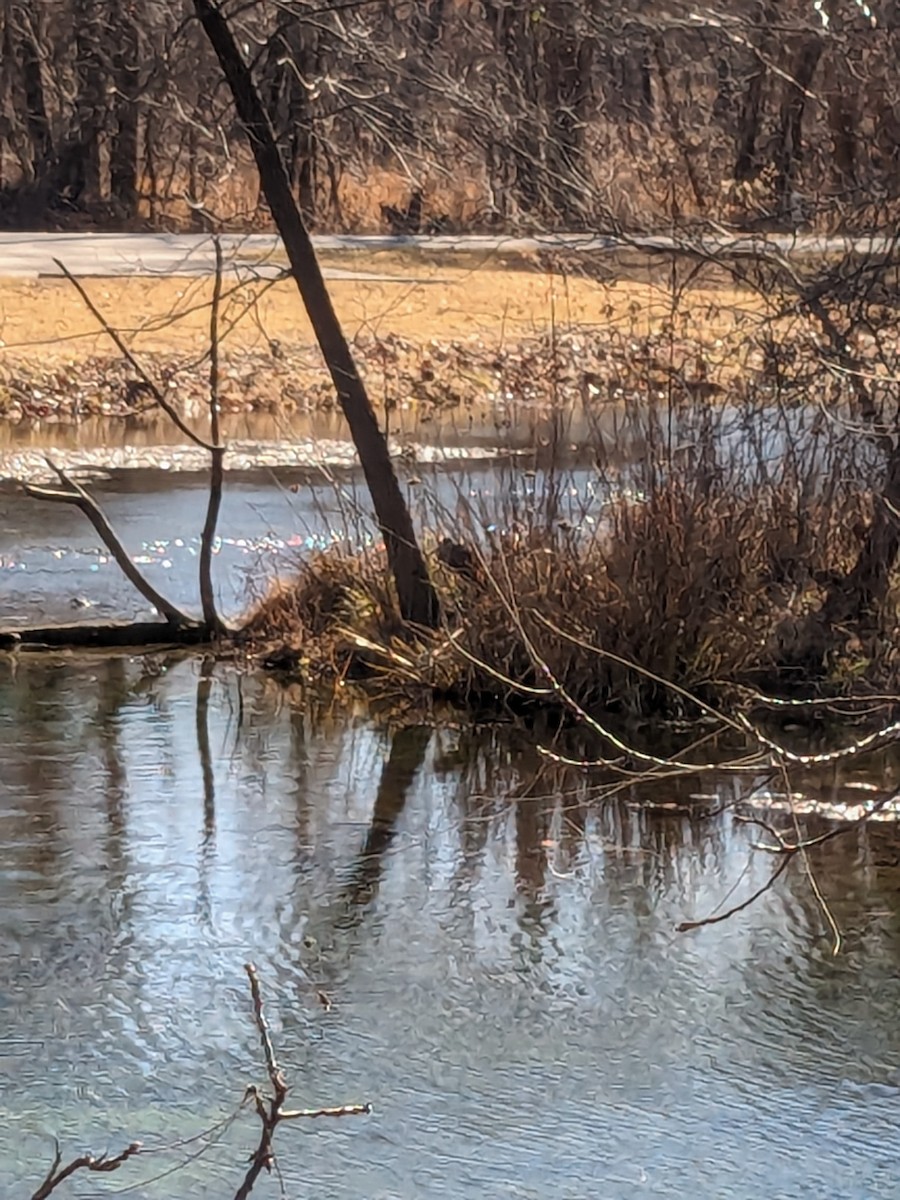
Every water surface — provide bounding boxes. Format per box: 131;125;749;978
2;655;900;1197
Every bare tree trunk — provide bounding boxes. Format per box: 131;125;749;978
734;64;767;183
824;446;900;626
199;239;226;635
653;36;705;212
109;1;140;216
773;36;823;220
544;3;595;224
70;0;105;204
265;14;320;226
732;0;778;183
17;7;53;179
191;0;439;629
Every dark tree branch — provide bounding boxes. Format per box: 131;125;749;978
30;1138;142;1200
676;854;792;933
199;236;228;634
23;457;195;627
191;0;440;628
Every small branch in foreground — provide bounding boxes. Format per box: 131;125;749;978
236;963;370;1200
29;964;369;1199
30;1138;142;1200
23;457;195;627
675;855;792;934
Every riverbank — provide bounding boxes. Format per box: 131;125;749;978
0;259;838;423
4;394;897;720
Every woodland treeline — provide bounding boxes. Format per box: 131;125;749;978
1;0;898;232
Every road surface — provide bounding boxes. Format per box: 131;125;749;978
0;230;893;279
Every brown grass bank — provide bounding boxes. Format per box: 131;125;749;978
240;412;898;720
0;259;835;423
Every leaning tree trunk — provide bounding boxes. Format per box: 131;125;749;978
191;0;439;629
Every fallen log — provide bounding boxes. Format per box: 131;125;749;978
0;620;214;651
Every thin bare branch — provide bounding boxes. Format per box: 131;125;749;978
52;259;216;453
244;962;286;1105
30;1138;142;1200
280;1103;372;1120
676;855;792;934
23;458;195;627
235;962;370;1199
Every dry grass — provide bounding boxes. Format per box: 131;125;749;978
241;409;893;717
0;255;826;424
0;258;774;365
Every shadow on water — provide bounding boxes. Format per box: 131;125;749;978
3;654;900;1196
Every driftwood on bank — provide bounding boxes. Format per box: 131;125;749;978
0;620;210;651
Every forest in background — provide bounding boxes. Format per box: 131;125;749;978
1;0;899;233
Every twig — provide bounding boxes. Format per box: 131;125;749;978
279;1103;372;1121
23;457;194;627
737;710;900;765
246;962;286;1103
235;962;370;1199
30;1138;142;1200
750;788;900;856
676;855;792;933
52;259;216;453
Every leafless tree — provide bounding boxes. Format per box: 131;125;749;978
0;1;898;233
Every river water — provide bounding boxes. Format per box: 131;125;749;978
1;457;619;628
3;653;900;1198
3;404;900;1196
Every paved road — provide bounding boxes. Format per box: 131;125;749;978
0;230;893;279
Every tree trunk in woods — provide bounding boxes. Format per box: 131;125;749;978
109;1;140;216
779;441;900;674
773;36;823;220
191;0;440;630
18;14;53;180
823;444;900;627
69;0;105;205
